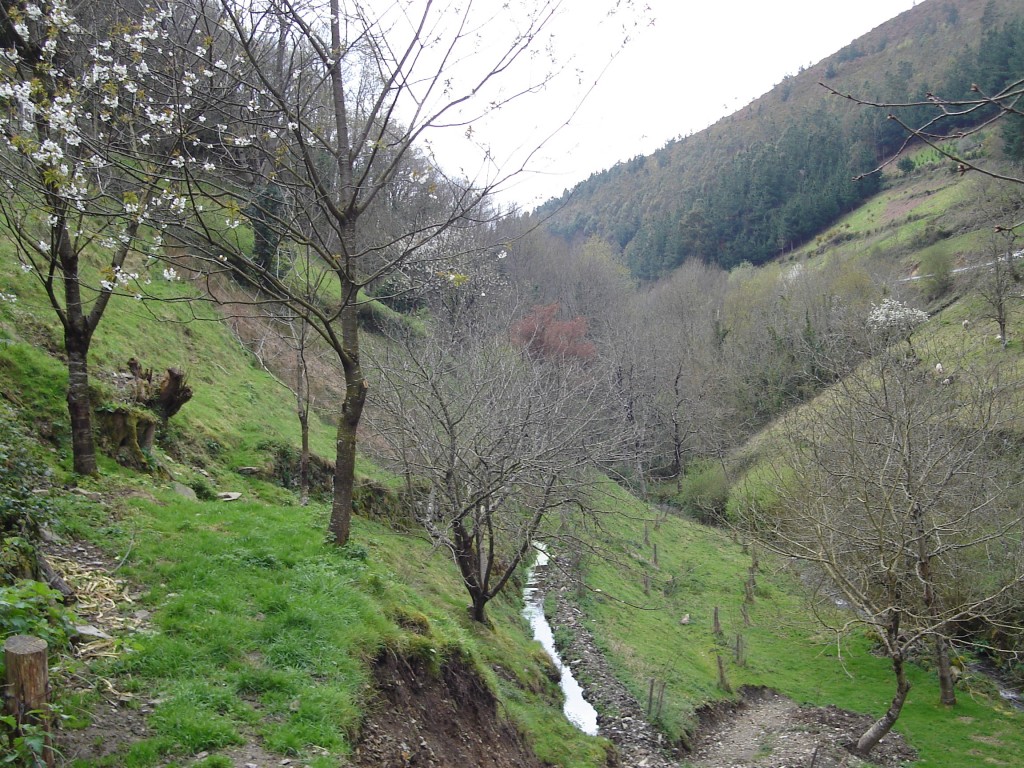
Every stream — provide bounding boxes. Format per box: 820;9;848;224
522;545;600;735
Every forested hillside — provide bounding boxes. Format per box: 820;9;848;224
537;0;1024;279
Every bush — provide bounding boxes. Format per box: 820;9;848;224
0;580;77;661
676;461;730;524
725;462;786;529
917;248;954;300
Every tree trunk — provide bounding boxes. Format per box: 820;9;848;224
4;635;54;767
469;591;488;623
935;634;957;706
330;379;364;546
299;406;310;506
854;653;911;756
65;335;97;476
450;518;490;623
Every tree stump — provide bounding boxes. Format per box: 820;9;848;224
3;635;54;767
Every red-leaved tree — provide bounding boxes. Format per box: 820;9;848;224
511;304;596;362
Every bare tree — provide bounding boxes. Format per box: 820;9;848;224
370;298;625;623
642;259;732;482
744;306;1024;756
972;231;1022;348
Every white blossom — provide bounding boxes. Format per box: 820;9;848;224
163;267;179;281
866;299;929;336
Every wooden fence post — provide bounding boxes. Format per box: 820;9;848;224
4;635;54;767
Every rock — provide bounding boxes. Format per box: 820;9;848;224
171;482;197;500
236;466;261;475
74;624;112;641
217;492;242;501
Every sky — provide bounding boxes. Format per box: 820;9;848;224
413;0;920;210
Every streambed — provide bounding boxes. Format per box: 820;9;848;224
522;545;599;735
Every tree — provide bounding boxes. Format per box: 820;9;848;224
973;234;1021;348
641;259;731;482
511;303;596;362
154;0;628;545
745;307;1024;756
371;299;624;623
0;1;192;474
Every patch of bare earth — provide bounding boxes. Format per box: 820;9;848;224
688;688;917;768
350;651;544;768
41;538;156;765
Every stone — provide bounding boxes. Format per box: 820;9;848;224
171;482;197;500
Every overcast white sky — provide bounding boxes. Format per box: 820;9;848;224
414;0;920;209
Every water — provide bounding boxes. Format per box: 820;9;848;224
968;660;1024;711
522;544;599;735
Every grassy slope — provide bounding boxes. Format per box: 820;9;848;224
578;484;1024;767
0;255;611;767
578;144;1024;766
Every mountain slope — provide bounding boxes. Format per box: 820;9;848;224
536;0;1023;279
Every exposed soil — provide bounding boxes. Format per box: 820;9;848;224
43;538;156;765
351;651;544;768
689;689;918;768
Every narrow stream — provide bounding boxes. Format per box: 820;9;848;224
522;545;600;735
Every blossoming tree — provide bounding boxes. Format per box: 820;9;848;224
0;0;197;474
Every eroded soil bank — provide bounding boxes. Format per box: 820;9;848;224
352;651;545;768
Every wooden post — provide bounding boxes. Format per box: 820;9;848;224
745;570;756;604
4;635;54;767
735;633;746;667
716;654;732;693
713;605;722;636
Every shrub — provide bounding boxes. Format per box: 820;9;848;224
676;461;730;524
0;580;77;662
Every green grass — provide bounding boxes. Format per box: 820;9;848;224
0;235;615;766
573;482;1024;767
3;137;1024;768
58;489;613;767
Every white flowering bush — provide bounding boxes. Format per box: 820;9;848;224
866;299;929;337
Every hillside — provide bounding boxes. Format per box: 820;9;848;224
2;0;1024;765
536;0;1024;279
2;150;1024;767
